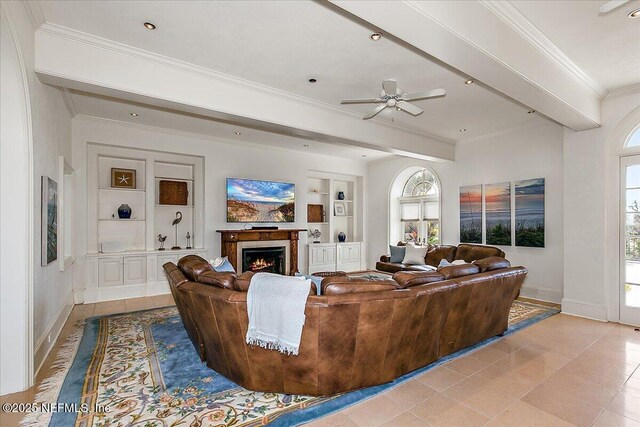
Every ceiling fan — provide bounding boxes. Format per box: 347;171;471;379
341;79;446;120
599;0;630;13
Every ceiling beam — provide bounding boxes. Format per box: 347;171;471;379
33;23;454;161
330;0;602;131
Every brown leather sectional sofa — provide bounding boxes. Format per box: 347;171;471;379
376;243;506;273
164;254;526;396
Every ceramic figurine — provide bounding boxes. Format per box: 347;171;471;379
171;211;183;250
157;234;167;250
186;232;192;249
310;229;321;243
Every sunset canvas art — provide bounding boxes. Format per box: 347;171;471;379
515;178;545;247
459;185;482;243
485;182;511;246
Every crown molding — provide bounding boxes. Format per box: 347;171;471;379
606;82;640;100
24;0;45;29
37;22;454;146
73;114;375;162
480;1;607;99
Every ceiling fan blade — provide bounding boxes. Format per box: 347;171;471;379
402;88;447;101
341;98;383;104
382;79;397;96
363;104;387;120
599;0;629;13
397;100;424;116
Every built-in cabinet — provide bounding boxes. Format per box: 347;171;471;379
306;172;365;274
84;144;205;303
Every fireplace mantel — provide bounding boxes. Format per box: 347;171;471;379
216;229;306;275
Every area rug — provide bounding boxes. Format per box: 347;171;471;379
23;300;558;427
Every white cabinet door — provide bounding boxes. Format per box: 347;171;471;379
98;257;124;287
324;246;336;264
124;256;147;284
157;254;179;284
310;247;327;265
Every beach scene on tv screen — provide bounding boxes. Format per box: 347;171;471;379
227;178;295;222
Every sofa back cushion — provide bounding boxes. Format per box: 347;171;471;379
426;245;457;267
197;270;237;290
473;257;510;272
393;271;445;288
454;244;505;262
323;281;399;295
437;263;480;279
178;255;213;281
233;271;317;295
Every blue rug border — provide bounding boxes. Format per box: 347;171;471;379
48;303;559;427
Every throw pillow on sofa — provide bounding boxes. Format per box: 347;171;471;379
389;245;406;263
402;243;428;265
210;257;236;273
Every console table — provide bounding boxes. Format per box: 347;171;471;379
216;229;306;275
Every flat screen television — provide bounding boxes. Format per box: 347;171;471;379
226;178;295;223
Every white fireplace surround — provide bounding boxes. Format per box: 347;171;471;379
236;240;290;274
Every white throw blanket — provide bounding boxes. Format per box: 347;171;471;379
245;273;311;356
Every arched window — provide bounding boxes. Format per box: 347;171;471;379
626;125;640;148
392;168;440;244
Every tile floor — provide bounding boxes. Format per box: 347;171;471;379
1;295;639;427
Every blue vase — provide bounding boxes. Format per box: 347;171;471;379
118;204;132;219
338;232;346;242
337;191;345;200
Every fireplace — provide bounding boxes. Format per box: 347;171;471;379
242;246;286;274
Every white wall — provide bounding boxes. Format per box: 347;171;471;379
71;116;368;292
1;1;73;393
367;122;565;303
563;90;640;321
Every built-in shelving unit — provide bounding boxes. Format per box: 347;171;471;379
85;144;205;303
305;172;364;274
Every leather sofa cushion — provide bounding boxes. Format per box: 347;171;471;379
393;271;445;288
323;281;400;295
454;244;505;263
163;262;189;287
233;271;316;295
426;245;457;267
197;270;237;290
437;263;480;279
473;257;511;272
375;261;406;274
178;255;213;281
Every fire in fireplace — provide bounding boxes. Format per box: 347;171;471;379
242;246;286;274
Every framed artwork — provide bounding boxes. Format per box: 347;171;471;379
41;176;58;266
515;178;545;247
111;168;136;189
334;202;346;216
485;182;511;246
459;185;482;243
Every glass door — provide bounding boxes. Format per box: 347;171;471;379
621;155;640;326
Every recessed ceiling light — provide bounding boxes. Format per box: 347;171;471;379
303;144;310;147
235;131;242;135
308;78;317;83
362;154;367;158
465;79;474;85
370;33;382;41
130;112;138;117
628;8;640;18
459;128;467;132
143;22;156;30
527;110;536;114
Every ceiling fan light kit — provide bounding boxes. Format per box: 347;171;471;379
341;79;446;120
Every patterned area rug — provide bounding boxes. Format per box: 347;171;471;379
23;300;558;427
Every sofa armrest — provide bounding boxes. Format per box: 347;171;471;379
380;255;391;262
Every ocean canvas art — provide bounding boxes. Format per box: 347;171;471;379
485;182;511;246
41;176;58;265
460;185;482;243
227;178;295;223
515;178;545;247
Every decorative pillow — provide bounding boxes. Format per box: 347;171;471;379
389;245;406;263
437;259;467;268
295;272;323;295
402;243;428;265
209;257;236;273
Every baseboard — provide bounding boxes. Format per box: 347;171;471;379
561;298;608;322
519;285;563;304
34;291;74;374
